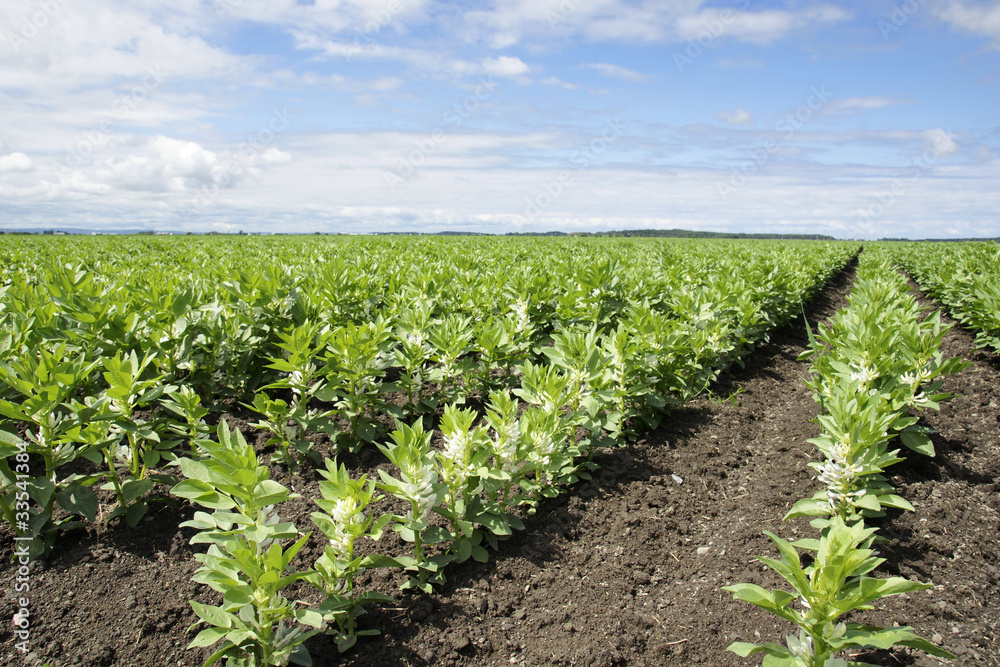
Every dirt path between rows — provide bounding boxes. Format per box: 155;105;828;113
2;257;998;667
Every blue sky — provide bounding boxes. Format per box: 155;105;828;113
1;0;999;238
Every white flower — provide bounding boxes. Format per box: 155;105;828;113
405;331;426;347
328;532;352;559
442;432;466;462
511;301;531;332
440;431;476;485
817;441;864;512
493;419;521;471
401;463;438;522
258;506;283;549
287;367;312;396
329;497;360;524
909;391;932;408
530;431;556;461
788;632;814;661
849;362;879;384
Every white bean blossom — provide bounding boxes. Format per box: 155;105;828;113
511;301;530;333
817;440;865;512
257;505;284;550
400;462;437;523
849;362;879;384
405;330;427;347
492;419;521;473
440;431;475;486
528;431;557;481
326;497;365;559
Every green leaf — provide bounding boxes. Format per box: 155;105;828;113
125;501;148;527
476;511;513;536
289;644;314;666
122;478;154;504
0;429;23;457
171;479;236;510
258;570;279;589
726;641;792;659
55;485;98;523
29;477;55;508
222;588;253;608
453;537;472;562
190;601;235;629
855;493;882;512
722;583;797;621
254;479;292;506
900;430;935;457
423;526;451;544
187;626;230;649
878;493;914;512
357;591;395;604
336;634;358;653
0;400;29;422
293;607;325;629
201;642;238;667
838;624;956;659
783;497;832;520
361;554;408;569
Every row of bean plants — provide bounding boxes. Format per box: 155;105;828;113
724;249;965;666
0;236;857;665
885;241;1000;354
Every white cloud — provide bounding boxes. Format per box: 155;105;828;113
45;134;293;198
716;108;754;126
0;2;249;93
0;153;34;173
481;56;531;78
677;5;850;45
827;96;910;114
0;1;994;241
924;128;959;157
459;1;851;48
462;1;701;47
582;62;650;81
541;76;579;90
937;1;1000;46
4;122;994;240
58;136;218;194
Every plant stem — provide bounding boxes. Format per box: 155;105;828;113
102;447;126;506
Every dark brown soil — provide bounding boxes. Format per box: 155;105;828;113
3;261;999;667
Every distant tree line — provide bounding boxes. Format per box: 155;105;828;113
585;229;837;240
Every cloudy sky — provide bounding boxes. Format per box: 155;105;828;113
1;0;999;238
